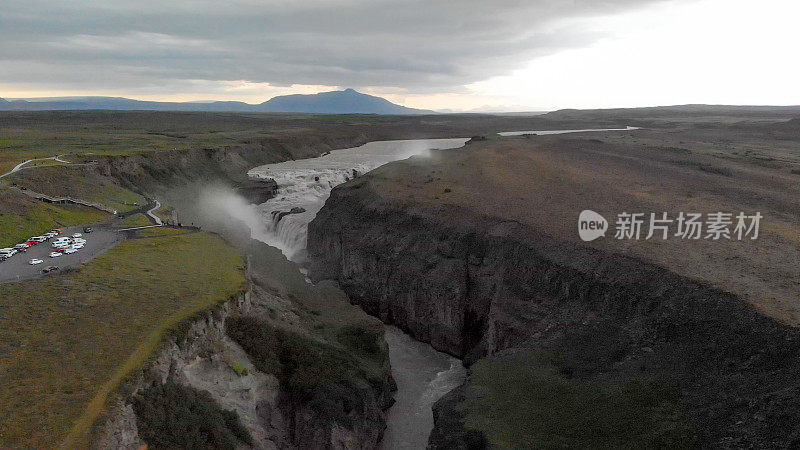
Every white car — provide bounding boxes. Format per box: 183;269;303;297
53;242;71;249
72;243;85;250
0;248;17;258
29;258;43;265
43;232;57;239
64;248;78;254
72;233;82;238
49;252;62;258
73;238;86;244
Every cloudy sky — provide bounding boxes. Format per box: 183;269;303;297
1;0;798;111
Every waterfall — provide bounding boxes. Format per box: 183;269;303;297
249;138;470;261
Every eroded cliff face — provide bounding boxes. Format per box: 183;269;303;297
95;133;371;196
96;239;394;450
307;180;800;447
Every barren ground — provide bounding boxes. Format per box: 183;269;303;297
368;124;800;324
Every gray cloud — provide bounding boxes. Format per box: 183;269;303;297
0;0;669;96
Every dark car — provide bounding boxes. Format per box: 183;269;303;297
83;226;93;233
42;266;59;273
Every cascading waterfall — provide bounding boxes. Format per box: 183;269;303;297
248;138;469;261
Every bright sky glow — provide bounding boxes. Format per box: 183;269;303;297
1;0;797;111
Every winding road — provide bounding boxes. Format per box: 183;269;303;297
0;154;72;179
146;199;163;225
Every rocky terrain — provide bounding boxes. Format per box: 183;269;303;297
307;124;800;447
96;237;394;449
6;110;799;448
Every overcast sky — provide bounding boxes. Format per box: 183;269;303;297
1;0;798;111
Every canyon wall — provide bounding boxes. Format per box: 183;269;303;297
307;179;800;447
96;239;394;449
96;133;372;196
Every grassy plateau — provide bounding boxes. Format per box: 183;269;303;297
461;349;698;449
0;186;109;248
0;231;245;448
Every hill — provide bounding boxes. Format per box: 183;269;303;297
0;89;432;115
258;88;430;114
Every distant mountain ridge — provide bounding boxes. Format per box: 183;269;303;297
544;104;800;120
0;89;433;115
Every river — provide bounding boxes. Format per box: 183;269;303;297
248;138;469;261
247;129;633;448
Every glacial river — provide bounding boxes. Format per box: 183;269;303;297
249;138;469;449
248;138;469;261
247;129;634;448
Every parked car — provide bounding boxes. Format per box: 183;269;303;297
51;229;62;235
43;232;57;239
27;236;46;244
83;226;93;233
29;258;43;265
72;243;85;250
64;248;78;254
13;244;29;252
72;233;82;238
42;266;59;273
0;248;18;258
49;252;62;258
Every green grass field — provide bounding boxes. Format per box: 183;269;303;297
136;226;188;237
0;110;335;173
0;187;110;248
117;213;152;228
0;231;245;448
5;165;146;214
461;349;698;449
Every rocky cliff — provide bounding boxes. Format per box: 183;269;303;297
307;177;800;447
96;239;394;449
95;132;372;197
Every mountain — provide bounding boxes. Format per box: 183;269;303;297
0;89;433;115
258;88;430;114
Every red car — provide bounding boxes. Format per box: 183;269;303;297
42;266;59;273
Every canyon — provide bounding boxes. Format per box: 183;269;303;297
307;130;800;447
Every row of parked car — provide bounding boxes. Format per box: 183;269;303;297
0;227;93;273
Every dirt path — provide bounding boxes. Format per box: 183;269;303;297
0;154;72;179
145;200;163;225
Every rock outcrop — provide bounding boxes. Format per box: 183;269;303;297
239;177;279;204
96;239;394;449
307;178;800;447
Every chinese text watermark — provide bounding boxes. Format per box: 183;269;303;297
579;210;761;242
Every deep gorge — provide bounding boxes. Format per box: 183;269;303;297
306;169;800;447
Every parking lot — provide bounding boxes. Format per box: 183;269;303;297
0;226;122;283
